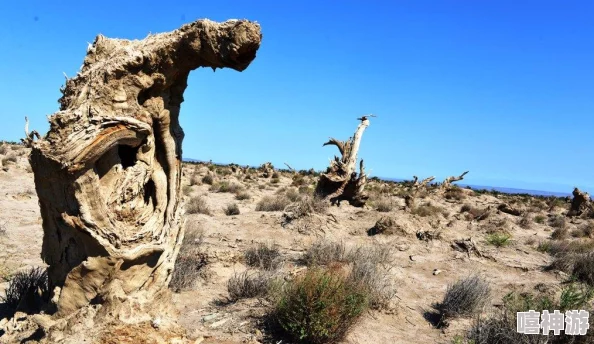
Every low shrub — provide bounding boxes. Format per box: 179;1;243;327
244;242;282;271
224;203;240;216
256;195;291;212
273;268;369;344
186;195;211;215
170;225;208;292
0;267;48;316
436;275;491;322
227;271;271;301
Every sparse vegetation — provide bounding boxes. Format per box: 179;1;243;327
572;221;594;238
464;285;594;343
486;233;511;247
185;195;211;215
235;190;252;200
412;203;448;218
170;224;208;292
272;268;369;344
256;194;291;212
303;240;347;266
0;267;48;316
201;174;214;185
549;215;566;229
534;214;546;224
374;197;394;212
227;271;271;301
224;203;240;216
551;227;569;240
244;242;282;271
210;181;244;194
436;274;491;323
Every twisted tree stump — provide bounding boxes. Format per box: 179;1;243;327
8;19;261;342
315;116;373;207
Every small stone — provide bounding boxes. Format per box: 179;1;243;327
409;255;416;261
433;269;442;276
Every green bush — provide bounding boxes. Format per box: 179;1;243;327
273;268;369;344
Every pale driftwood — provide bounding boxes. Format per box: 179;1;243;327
439;171;469;191
568;187;593;217
21;116;40;146
315;115;373;207
8;19;261;343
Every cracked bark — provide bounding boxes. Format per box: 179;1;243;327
16;19;261;340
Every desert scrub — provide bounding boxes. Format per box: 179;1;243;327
170;224;208;292
347;245;396;310
283;195;328;221
533;214;546;224
374;197;394;212
256;195;291;212
517;214;532;229
244;242;282;270
201;174;214;185
272;268;369;344
546;240;594;286
486;233;511;247
461;205;490;221
551;227;569;240
465;285;594;344
572;221;594;238
224;203;240;216
227;271;271;301
185;195;211;215
1;267;48;317
235;190;252;200
285;188;301;202
436;275;491;323
210;181;243;194
303;240;347;266
549;215;566;229
411;203;448;218
182;184;193;196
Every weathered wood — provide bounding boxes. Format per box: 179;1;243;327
439;171;469;191
12;18;261;342
568;187;593;217
315;115;373;206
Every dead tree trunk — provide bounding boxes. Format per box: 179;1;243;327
15;19;261;341
439;171;469;192
315;116;373;207
568;187;593;217
405;176;434;209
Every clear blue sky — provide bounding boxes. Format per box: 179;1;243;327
1;1;592;194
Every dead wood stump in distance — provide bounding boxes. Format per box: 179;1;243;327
10;19;261;342
567;187;593;217
315;116;373;207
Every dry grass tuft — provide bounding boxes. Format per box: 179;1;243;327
303;240;347;266
224;203;240;216
256;195;291;212
227;271;271;301
436;274;491;323
244;242;282;271
170;224;208;292
1;267;48;317
186;195;211;215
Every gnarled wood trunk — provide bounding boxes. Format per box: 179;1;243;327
567;187;593;217
13;19;261;341
315;116;372;207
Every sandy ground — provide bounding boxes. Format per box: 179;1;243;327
0;143;577;344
